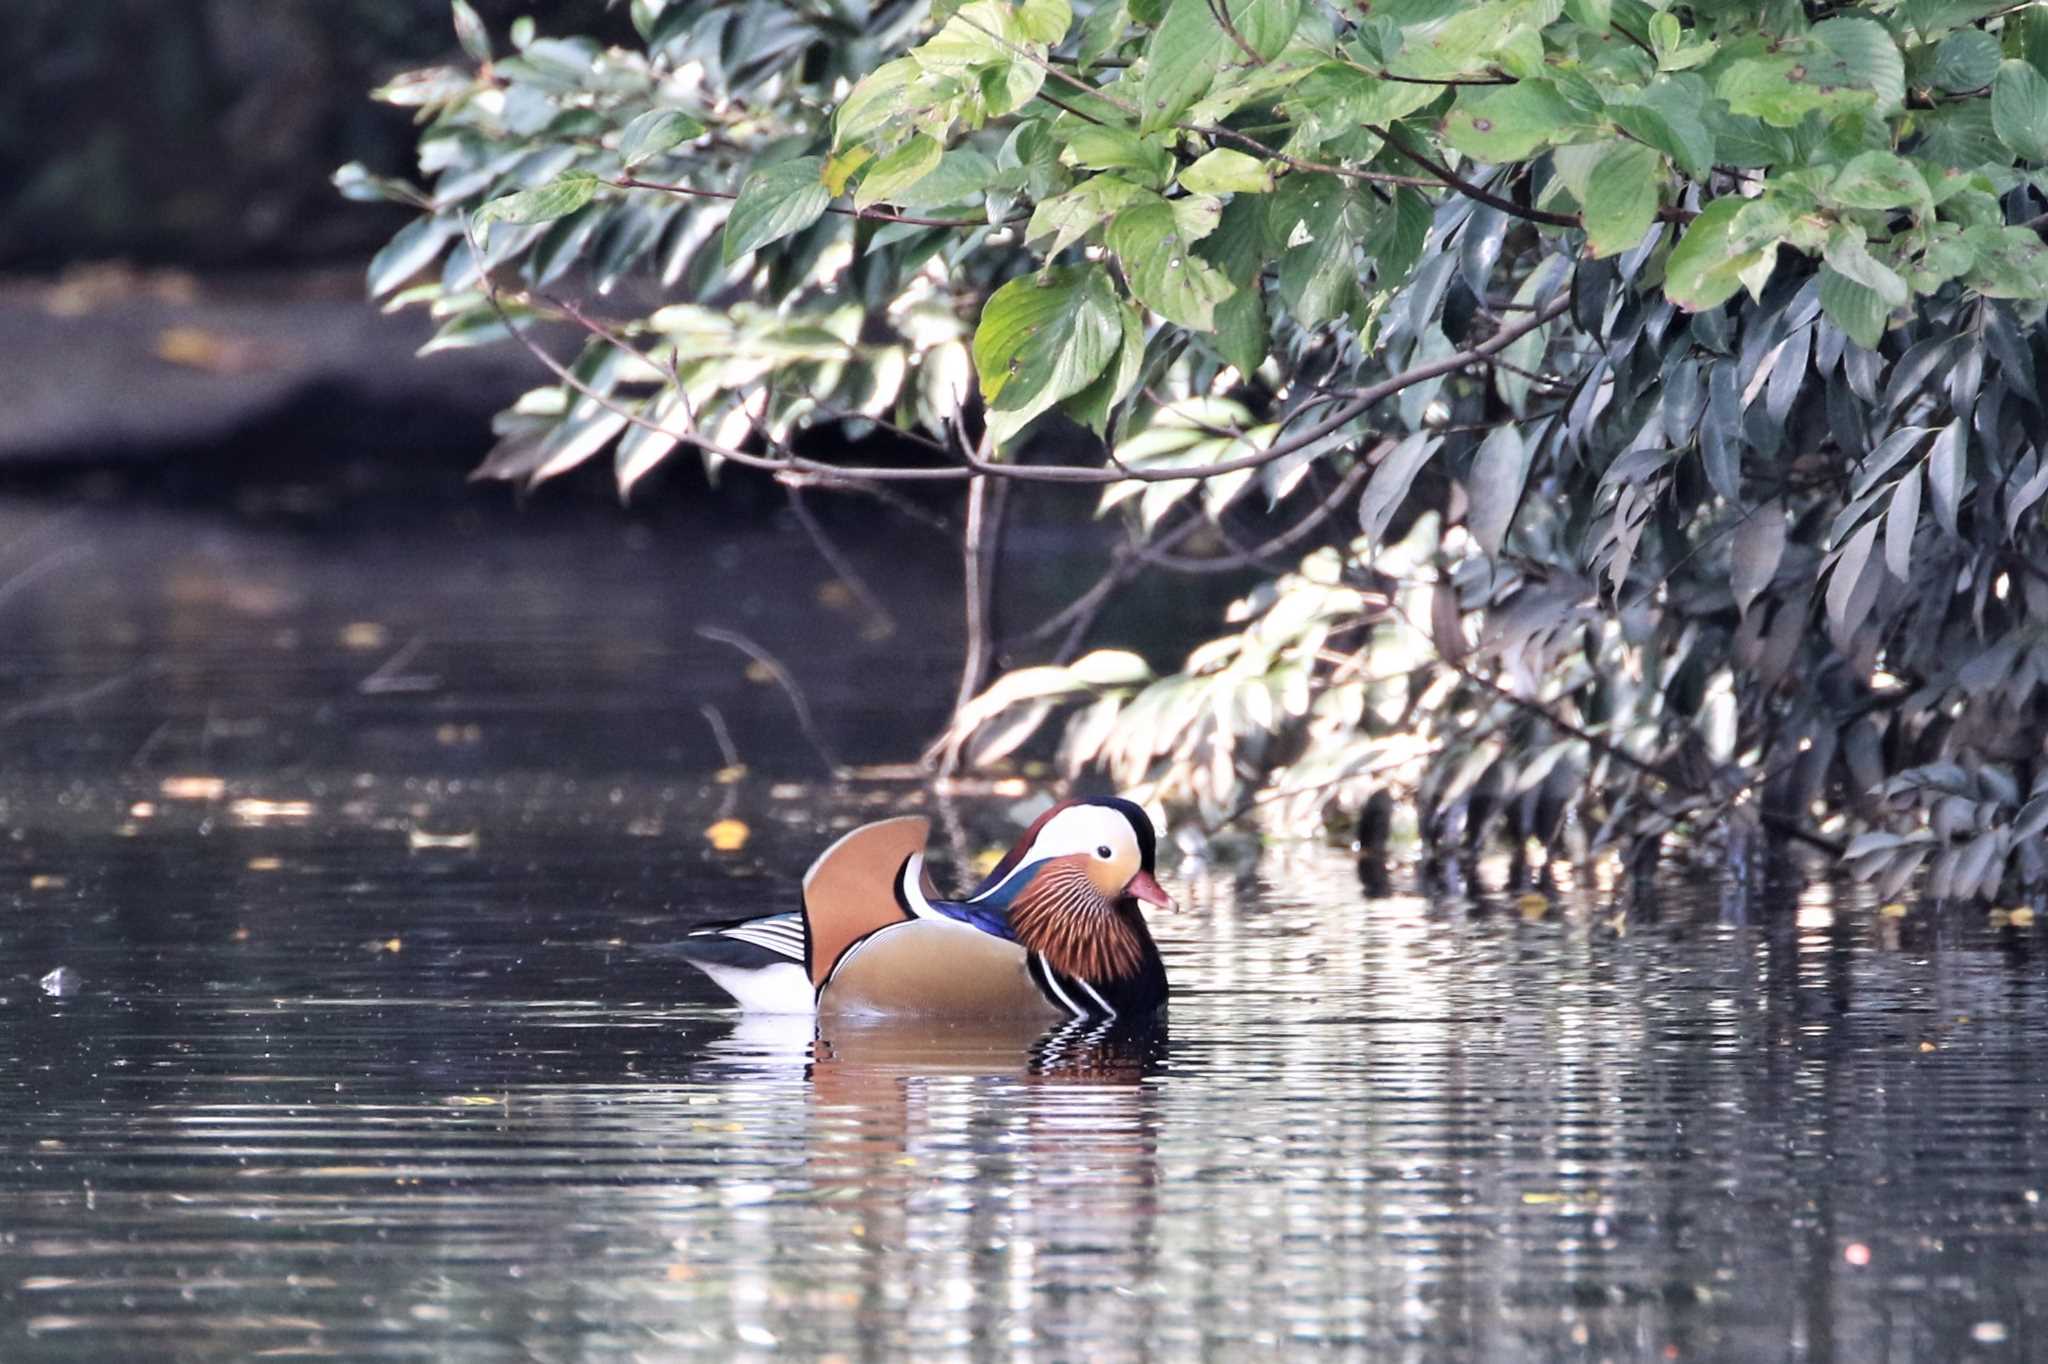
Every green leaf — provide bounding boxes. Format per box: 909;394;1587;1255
452;0;492;64
1717;23;1901;130
1466;424;1530;557
1232;0;1302;60
1818;265;1890;349
836;59;920;146
1064;126;1176;187
855;134;944;208
1884;465;1920;582
619;109;706;168
1441;81;1580;162
1962;225;2048;300
475;172;600;234
1582;143;1662;259
1180;148;1278;194
1211;284;1268;375
1827;151;1929;214
1992;60;2048;161
1931;29;2001;93
333;161;432;209
1140;0;1231;132
973;265;1125;444
1364;185;1432;288
722;158;832;264
1108;197;1238;329
1730;501;1786;617
1077;0;1130;65
1665;197;1770;312
1016;0;1073;43
1919;101;2007;169
1359;432;1442;547
1271;175;1367;326
1825;518;1881;645
1026;175;1149;255
1610;81;1715;181
1386;3;1525;80
1927;417;1965;534
1565;0;1609;30
368;216;460;298
1812;18;1905;115
1822;225;1909;307
894;148;998;207
1058;295;1148;431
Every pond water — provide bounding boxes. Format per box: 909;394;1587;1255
2;497;2046;1362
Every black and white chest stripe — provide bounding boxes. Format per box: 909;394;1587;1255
1028;953;1119;1020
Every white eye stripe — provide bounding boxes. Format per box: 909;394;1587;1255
1025;806;1138;864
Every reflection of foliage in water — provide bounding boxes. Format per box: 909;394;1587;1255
357;0;2048;900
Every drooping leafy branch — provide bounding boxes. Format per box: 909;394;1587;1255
354;0;2048;901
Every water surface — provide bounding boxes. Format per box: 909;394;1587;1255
1;499;2045;1362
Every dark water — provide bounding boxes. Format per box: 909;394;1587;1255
2;500;2047;1362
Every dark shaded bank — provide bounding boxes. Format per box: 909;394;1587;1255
0;268;532;478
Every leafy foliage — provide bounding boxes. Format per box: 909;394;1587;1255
362;0;2048;901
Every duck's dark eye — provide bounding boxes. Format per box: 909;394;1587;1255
1096;845;1113;859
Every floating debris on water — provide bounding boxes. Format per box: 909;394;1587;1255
159;776;226;801
231;798;315;825
408;829;479;850
38;967;78;998
705;818;750;852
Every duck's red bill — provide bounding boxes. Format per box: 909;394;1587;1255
1127;871;1177;912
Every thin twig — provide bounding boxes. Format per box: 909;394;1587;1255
1133;455;1376;575
695;625;843;778
1372;126;1581;228
699;702;741;767
1009;515;1209;654
786;484;898;639
469;211;1572;489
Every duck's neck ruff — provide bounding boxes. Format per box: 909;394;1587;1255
1007;858;1147;984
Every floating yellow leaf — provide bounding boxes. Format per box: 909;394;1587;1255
1516;892;1550;919
714;764;749;785
1879;901;1908;918
743;660;775;684
246;857;282;872
28;875;67;891
340;622;389;650
2010;907;2036;928
705;818;750;852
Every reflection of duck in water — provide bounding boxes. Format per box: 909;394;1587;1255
812;1013;1167;1082
680;799;1174;1022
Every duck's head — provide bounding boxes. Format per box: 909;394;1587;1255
978;796;1176;912
974;797;1175;984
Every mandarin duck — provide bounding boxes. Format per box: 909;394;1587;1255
680;797;1173;1020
